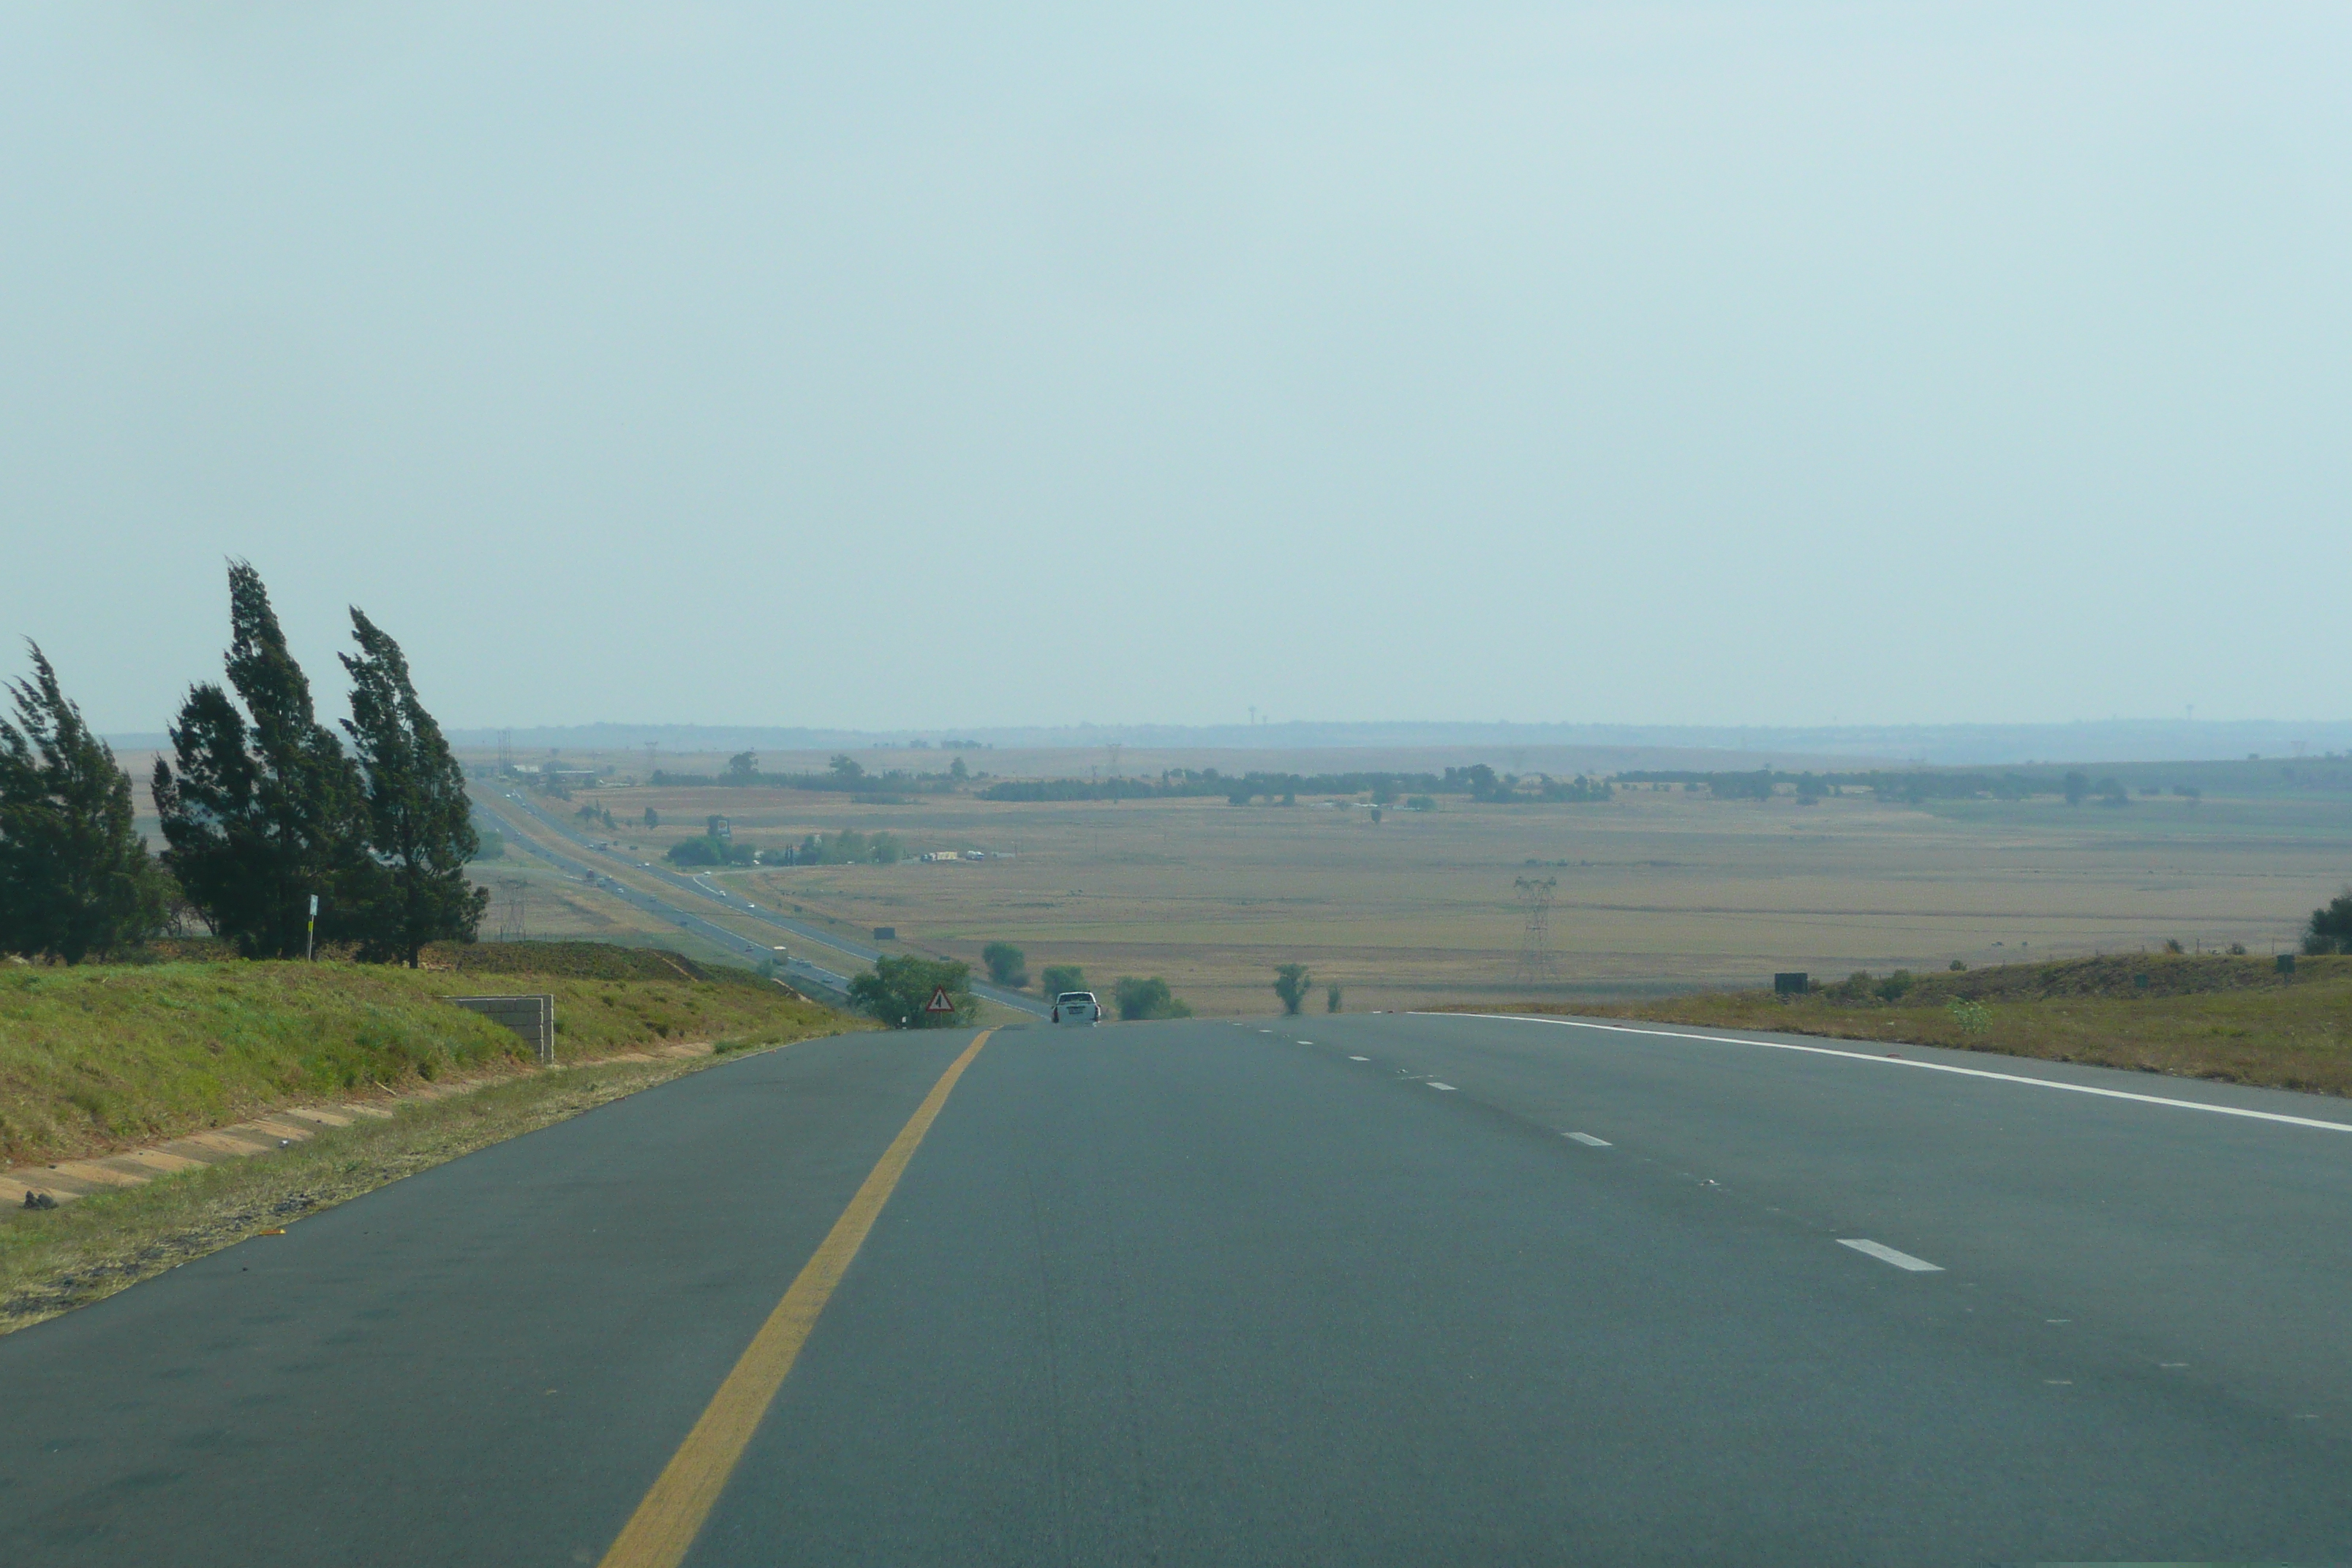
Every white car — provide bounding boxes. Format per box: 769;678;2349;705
1051;991;1102;1025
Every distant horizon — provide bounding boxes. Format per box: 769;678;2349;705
105;716;2352;771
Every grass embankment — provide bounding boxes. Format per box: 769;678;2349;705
0;941;851;1167
1;1051;747;1331
1471;954;2352;1097
0;941;867;1331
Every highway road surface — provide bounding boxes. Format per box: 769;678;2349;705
8;1010;2352;1564
471;794;864;1001
475;790;1049;1018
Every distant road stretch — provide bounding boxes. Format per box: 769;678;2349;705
473;789;1048;1017
10;1010;2352;1563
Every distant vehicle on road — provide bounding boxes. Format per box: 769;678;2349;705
1051;991;1101;1025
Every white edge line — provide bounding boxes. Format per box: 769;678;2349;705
1412;1014;2352;1135
1839;1238;1943;1272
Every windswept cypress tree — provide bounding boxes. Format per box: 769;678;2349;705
154;563;380;957
0;644;168;962
341;608;486;965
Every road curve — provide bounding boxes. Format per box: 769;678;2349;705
7;1011;2351;1564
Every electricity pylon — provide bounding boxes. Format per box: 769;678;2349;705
1513;875;1558;986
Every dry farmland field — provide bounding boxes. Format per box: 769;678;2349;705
472;747;2352;1017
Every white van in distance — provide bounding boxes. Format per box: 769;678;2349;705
1051;992;1101;1025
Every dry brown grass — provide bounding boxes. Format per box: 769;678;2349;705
490;772;2349;1018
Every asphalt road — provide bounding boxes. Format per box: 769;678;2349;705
8;1011;2352;1564
472;794;863;1000
477;791;1049;1017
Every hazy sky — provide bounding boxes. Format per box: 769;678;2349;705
5;4;2348;734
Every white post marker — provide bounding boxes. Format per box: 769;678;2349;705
306;893;318;961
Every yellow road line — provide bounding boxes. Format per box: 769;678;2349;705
598;1028;992;1568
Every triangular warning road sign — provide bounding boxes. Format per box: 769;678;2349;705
924;985;956;1014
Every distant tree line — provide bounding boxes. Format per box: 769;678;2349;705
649;751;970;794
0;563;483;965
664;826;906;868
1618;768;2168;806
979;764;1610;806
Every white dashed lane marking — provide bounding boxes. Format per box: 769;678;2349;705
1347;1055;1370;1062
1426;1082;1458;1091
1564;1131;1611;1147
1838;1239;1944;1273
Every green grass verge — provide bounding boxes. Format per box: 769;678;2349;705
0;957;857;1167
0;1040;834;1334
1458;954;2352;1097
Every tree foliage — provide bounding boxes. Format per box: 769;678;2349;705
666;836;755;867
154;563;380;957
848;954;976;1028
341;608;486;965
0;644;170;961
777;828;903;866
1039;963;1085;998
981;941;1028;987
1112;975;1191;1020
1273;962;1312;1014
2305;889;2352;955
